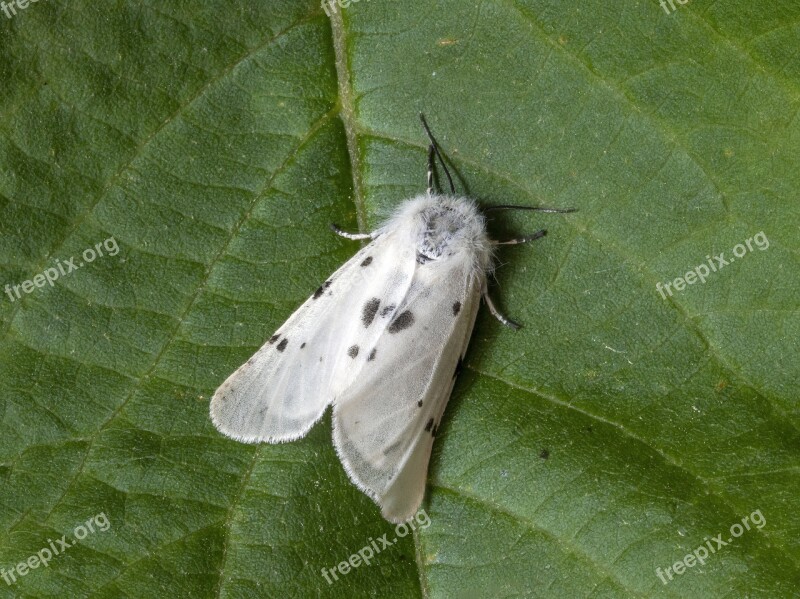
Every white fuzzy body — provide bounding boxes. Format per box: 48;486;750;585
210;194;493;523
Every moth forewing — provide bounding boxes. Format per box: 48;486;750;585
210;239;397;444
333;268;485;523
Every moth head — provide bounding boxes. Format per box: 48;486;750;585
391;194;494;275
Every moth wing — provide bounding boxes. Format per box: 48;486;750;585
333;266;482;522
210;233;416;443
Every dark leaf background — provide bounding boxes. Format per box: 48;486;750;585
0;1;797;597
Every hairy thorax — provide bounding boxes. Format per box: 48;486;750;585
384;194;493;276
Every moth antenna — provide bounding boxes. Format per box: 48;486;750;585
419;113;456;194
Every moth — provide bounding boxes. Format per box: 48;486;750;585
210;115;574;522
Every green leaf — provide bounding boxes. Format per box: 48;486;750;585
1;0;797;597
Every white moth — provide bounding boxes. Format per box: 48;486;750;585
210;116;573;523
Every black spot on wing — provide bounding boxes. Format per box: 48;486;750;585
313;280;332;299
417;400;422;407
269;334;280;344
361;256;373;267
432;423;439;437
388;310;414;333
367;348;377;361
277;338;288;352
452;301;461;316
424;418;434;432
300;342;306;349
347;345;359;358
362;298;380;328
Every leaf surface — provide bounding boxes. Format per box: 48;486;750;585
0;1;797;597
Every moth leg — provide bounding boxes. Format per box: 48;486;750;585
330;223;373;241
484;205;577;214
495;229;547;245
483;292;521;330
